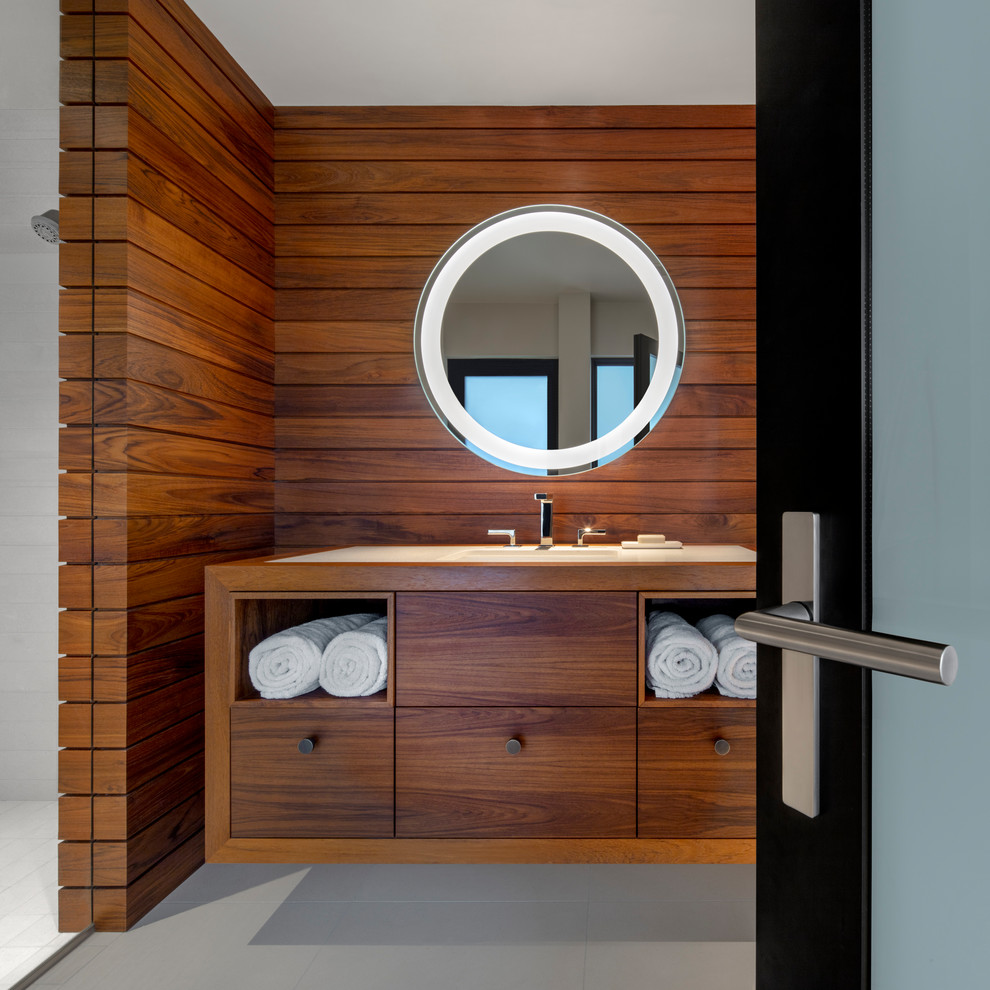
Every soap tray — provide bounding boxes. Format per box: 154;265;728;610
621;540;683;549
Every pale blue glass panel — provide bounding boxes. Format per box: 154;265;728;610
872;1;990;986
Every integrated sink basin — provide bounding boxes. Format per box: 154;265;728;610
271;545;755;565
438;547;622;562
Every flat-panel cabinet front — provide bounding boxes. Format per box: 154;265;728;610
230;703;394;838
396;707;636;837
637;707;755;838
396;592;638;706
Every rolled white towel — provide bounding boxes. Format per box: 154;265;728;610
645;611;718;698
248;613;380;699
697;613;757;699
319;616;388;697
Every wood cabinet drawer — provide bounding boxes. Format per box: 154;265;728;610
396;707;636;837
637;706;755;838
230;703;394;838
396;592;637;706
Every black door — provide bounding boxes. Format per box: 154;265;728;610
756;1;872;986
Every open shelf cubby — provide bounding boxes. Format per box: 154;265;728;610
231;592;394;705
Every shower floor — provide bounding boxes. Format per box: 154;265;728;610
0;801;74;990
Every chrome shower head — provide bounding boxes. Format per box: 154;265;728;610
30;209;59;244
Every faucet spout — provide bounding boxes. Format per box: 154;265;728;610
534;493;553;547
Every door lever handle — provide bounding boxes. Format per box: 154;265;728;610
737;511;958;818
734;604;957;686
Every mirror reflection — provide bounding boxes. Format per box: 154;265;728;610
414;206;684;476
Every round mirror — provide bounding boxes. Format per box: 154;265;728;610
413;205;685;476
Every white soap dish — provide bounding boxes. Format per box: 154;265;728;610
621;538;683;549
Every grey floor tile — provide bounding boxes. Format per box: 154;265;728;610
293;943;587;990
587;899;755;942
249;901;349;945
584;941;755;990
280;864;373;902
322;899;589;945
352;863;591;902
158;864;311;905
46;902;319;990
587;863;756;902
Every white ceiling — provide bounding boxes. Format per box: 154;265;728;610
187;0;755;106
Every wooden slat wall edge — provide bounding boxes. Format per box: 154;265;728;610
274;106;756;129
152;0;273;121
62;13;271;190
58;3;96;936
60;240;274;326
59;289;275;385
103;4;273;164
60;194;274;290
93;635;204;702
92;829;204;931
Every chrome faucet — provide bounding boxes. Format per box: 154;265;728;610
574;527;607;547
534;493;553;548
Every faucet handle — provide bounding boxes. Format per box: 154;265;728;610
487;528;517;547
534;492;551;501
575;527;607;547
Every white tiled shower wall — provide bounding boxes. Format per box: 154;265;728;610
0;0;61;800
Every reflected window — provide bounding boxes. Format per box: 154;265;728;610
447;359;559;457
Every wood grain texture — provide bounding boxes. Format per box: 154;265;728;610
272;106;754;553
210;835;754;864
92;830;204;932
275;106;755;130
57;0;274;932
396;592;637;706
396;707;636;837
230;705;394;838
638;707;756;838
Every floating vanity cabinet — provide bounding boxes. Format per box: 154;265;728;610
204;546;757;865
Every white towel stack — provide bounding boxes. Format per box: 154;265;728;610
696;613;757;698
248;613;379;699
645;611;718;698
319;616;389;697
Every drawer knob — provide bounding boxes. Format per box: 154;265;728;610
297;738;315;754
505;738;522;755
714;738;731;756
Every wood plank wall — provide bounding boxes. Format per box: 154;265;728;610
57;0;275;931
273;107;755;549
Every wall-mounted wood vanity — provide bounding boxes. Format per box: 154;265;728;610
205;546;756;865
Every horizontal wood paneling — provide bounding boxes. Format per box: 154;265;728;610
58;0;274;932
275;106;755;129
276;129;756;161
274;106;755;551
273;223;756;258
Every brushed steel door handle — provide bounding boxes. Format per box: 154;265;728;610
734;511;957;818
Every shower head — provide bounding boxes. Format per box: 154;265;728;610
30;209;60;244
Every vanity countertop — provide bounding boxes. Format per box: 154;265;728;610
207;545;755;595
269;544;755;565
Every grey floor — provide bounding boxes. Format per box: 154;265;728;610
33;863;754;990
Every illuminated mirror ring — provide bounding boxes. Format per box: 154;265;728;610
414;205;685;475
